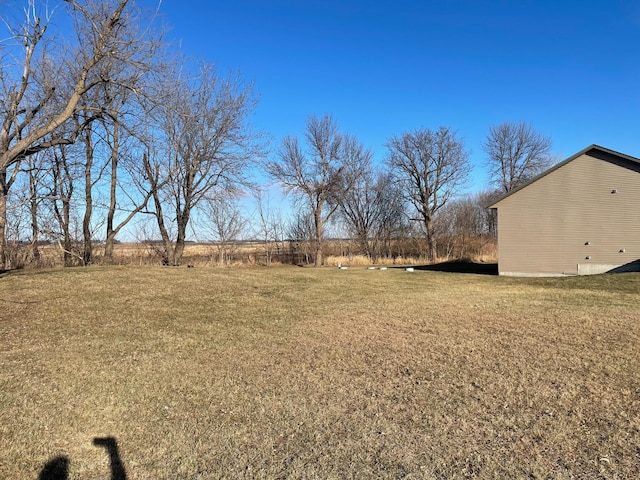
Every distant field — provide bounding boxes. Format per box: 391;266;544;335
27;238;497;268
1;266;639;479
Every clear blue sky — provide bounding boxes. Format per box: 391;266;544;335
152;0;640;193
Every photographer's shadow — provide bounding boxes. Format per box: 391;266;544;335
38;456;68;480
39;436;126;480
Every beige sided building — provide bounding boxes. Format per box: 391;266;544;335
489;145;640;276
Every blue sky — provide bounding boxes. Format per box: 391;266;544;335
153;0;640;194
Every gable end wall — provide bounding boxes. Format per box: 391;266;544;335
494;153;640;276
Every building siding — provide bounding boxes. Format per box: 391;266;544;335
492;150;640;276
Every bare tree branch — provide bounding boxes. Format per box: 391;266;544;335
387;126;471;261
145;62;263;266
483;122;552;193
266;114;370;266
0;0;163;268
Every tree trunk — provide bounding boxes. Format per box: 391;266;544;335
357;232;372;260
52;147;75;267
162;244;176;266
0;183;7;270
62;195;73;267
82;129;94;266
313;209;323;267
153;194;174;265
0;166;19;269
104;121;119;263
425;222;437;262
29;168;41;262
104;231;117;261
172;241;185;266
146;154;174;266
172;212;188;266
149;187;187;267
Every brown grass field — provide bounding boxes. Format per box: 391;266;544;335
21;238;498;269
1;265;639;479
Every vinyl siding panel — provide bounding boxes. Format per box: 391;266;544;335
493;153;640;276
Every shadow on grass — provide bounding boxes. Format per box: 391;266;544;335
399;260;499;275
39;456;69;480
39;437;126;480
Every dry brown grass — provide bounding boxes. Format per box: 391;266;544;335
324;254;499;267
324;255;430;267
1;266;639;479
21;237;498;269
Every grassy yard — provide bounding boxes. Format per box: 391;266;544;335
1;266;639;479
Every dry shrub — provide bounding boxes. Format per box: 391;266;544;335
7;238;497;270
324;255;428;267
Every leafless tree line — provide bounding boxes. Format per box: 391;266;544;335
268;117;551;265
1;1;554;269
1;0;263;268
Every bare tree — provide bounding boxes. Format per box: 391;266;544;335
2;189;32;268
93;80;158;263
377;179;409;261
267;114;370;267
337;165;391;261
77;112;102;265
4;150;51;265
46;144;82;266
483;122;553;193
434;192;496;260
386;126;471;262
286;208;315;265
0;0;162;268
477;189;499;237
144;63;261;266
25;154;47;261
204;195;247;265
253;187;284;266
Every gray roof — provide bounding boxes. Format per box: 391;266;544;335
488;144;640;208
